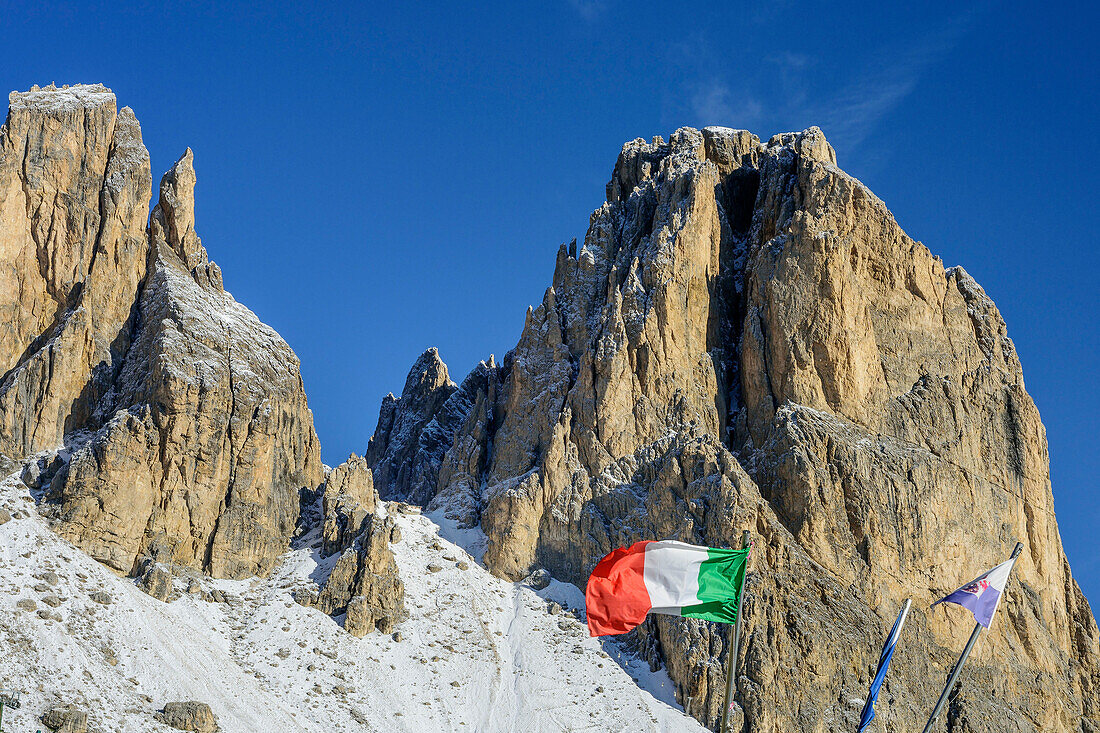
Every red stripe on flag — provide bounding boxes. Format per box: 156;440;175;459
585;540;653;636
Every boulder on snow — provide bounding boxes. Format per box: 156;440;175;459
41;704;88;733
525;568;550;590
154;701;219;732
135;559;175;602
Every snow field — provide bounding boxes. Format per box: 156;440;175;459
0;469;703;732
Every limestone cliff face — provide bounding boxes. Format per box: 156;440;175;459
366;347;456;504
380;127;1099;730
0;85;150;456
0;85;323;579
321;453;376;556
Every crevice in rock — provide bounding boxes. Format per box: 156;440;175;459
0;297;69;391
707;165;760;454
1003;388;1026;482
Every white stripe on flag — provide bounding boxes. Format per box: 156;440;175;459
985;557;1017;620
985;558;1017;592
887;600;911;649
643;540;706;610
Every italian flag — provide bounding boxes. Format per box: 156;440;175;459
585;540;749;636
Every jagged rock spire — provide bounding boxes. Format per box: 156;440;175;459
151;147;222;290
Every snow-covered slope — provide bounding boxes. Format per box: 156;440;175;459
0;466;704;732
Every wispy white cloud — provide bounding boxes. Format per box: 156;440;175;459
689;80;764;127
568;0;608;22
809;11;979;152
662;34;769;129
669;6;985;157
768;51;811;71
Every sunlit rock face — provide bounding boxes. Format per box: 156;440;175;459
0;84;150;457
3;82;1094;730
0;85;323;579
380;125;1099;730
309;453;405;637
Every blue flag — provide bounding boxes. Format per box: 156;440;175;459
931;557;1016;629
857;599;911;732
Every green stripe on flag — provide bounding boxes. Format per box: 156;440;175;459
680;546;749;624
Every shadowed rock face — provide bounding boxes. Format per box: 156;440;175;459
366;347;456;504
378;126;1099;730
366;348;498;518
0;85;323;579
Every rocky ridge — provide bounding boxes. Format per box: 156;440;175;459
369;126;1100;730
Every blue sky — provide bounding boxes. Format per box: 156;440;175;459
4;1;1098;601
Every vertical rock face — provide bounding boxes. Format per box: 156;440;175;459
0;85;151;456
0;85;323;579
321;454;376;555
366;347;455;503
47;148;324;579
315;511;406;637
385;126;1099;730
431;357;499;526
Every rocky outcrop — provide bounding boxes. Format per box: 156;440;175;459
0;85;323;579
431;358;499;525
41;703;89;733
44;147;323;579
135;559;176;602
314;511;406;637
154;701;219;733
294;455;407;637
321;454;375;555
385;126;1099;730
366;348;455;503
0;84;150;457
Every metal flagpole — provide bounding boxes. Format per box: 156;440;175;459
720;529;751;733
921;541;1024;733
0;686;20;733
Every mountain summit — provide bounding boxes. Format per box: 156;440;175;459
0;84;323;579
367;125;1100;730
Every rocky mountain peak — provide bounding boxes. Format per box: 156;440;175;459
0;82;1095;731
7;82;116;113
378;122;1100;730
402;347;453;406
0;85;322;579
155;148;197;253
765;124;836;164
0;82;149;456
